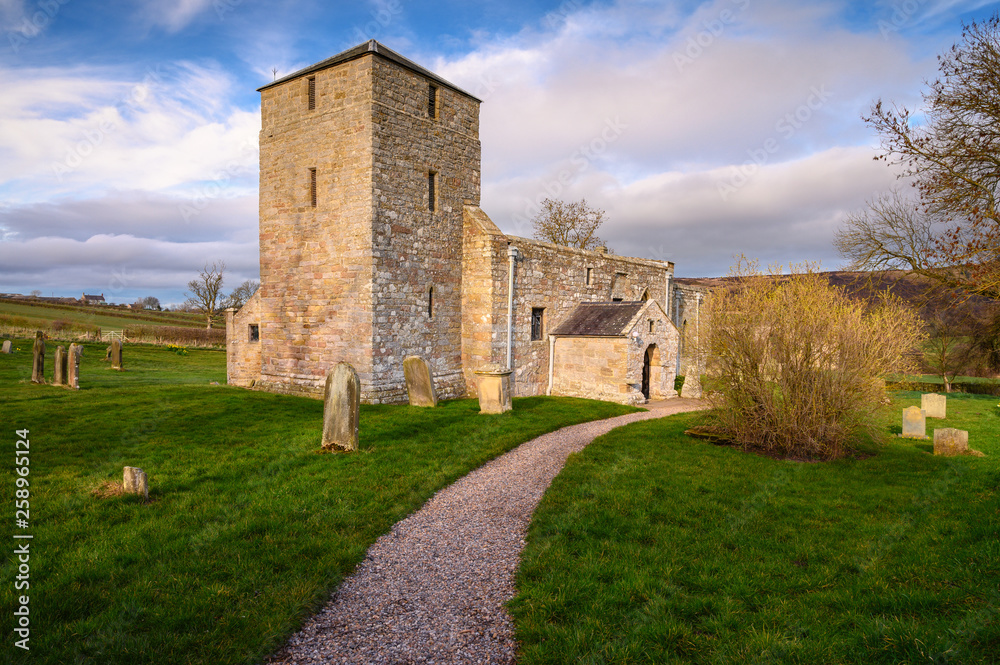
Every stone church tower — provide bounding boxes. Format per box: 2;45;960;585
248;41;480;401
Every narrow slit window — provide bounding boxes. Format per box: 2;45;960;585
309;168;317;207
428;84;437;118
648;320;655;334
585;267;593;285
249;324;260;342
307;77;316;110
428;286;434;319
531;307;545;341
428;171;436;212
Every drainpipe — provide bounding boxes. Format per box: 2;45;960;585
664;272;672;319
674;290;683;377
506;246;518;371
546;334;555;395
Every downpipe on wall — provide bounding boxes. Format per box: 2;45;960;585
506;246;518;371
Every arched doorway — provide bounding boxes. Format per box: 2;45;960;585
642;344;656;400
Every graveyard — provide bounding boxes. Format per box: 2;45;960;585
3;335;999;663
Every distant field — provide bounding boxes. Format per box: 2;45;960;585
0;299;205;330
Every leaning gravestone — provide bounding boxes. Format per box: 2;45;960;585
110;338;123;370
53;345;67;386
680;372;703;399
1;340;10;353
403;355;438;407
31;331;45;384
922;393;947;419
933;428;969;456
67;343;81;389
901;406;927;439
123;466;149;499
321;362;360;452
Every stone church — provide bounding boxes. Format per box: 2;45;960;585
226;40;706;405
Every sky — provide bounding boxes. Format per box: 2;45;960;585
1;0;999;306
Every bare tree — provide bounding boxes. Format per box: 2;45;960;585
225;279;260;310
141;296;161;310
531;198;608;251
185;261;226;329
838;14;1000;299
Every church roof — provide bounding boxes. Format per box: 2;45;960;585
258;40;480;100
551;302;648;337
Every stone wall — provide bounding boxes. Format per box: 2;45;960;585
226;293;262;387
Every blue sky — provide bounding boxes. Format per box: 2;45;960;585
1;0;999;305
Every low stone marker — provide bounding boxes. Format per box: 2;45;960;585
1;340;10;353
110;338;123;370
474;368;513;414
933;428;969;456
403;355;438;407
31;331;44;384
67;343;81;389
922;393;946;419
53;345;67;386
680;373;703;399
901;406;927;439
123;466;148;499
322;362;360;452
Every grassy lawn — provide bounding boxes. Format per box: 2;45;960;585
0;338;637;664
511;392;1000;664
0;299;205;329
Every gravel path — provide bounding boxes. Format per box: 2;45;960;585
268;398;709;665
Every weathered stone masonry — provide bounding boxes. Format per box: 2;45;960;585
228;41;687;405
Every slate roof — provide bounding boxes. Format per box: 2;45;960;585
551;302;647;337
257;40;480;100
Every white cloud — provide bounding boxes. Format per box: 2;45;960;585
138;0;217;32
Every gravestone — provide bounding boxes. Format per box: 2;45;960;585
1;340;10;353
933;428;969;456
922;393;946;419
31;331;45;384
123;466;148;499
53;345;67;386
67;343;81;389
321;362;360;452
110;338;123;370
901;406;927;438
680;372;703;399
474;368;513;414
403;355;438;407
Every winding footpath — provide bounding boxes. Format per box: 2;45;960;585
268;398;709;665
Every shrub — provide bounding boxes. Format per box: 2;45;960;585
698;260;925;459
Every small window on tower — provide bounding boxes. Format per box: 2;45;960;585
309;168;317;207
249;324;260;342
307;76;316;110
428;84;437;118
428;171;437;212
428;286;434;319
531;308;545;341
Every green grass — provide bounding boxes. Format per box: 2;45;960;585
511;392;1000;664
0;338;638;664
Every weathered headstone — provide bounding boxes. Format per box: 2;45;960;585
474;368;513;414
53;345;67;386
901;406;927;439
123;466;148;499
403;355;438;407
67;343;81;389
922;393;947;419
110;338;123;370
31;331;44;384
321;362;360;452
933;428;969;456
680;372;703;399
1;340;10;353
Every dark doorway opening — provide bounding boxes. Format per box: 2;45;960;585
642;344;655;400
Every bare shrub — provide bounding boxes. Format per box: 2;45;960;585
698;260;925;460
